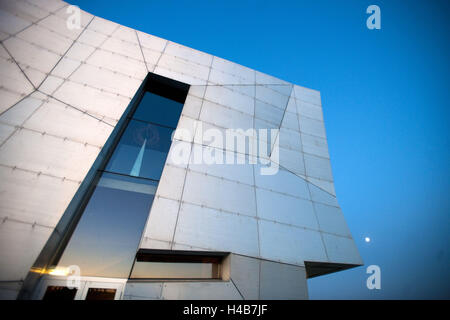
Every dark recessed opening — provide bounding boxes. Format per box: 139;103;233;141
130;249;228;280
42;286;77;300
145;73;190;104
85;288;116;300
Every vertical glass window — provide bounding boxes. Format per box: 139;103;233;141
57;173;157;278
105;120;173;181
55;75;188;279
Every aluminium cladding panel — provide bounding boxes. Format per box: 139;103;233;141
22;98;113;147
163;281;242;300
0;218;53;283
68;63;142;98
322;233;363;265
0;166;80;228
259;260;308;300
0;128;101;182
228;254;260;300
188;145;254;185
173;202;260;256
255;99;285;126
258;220;328;265
301;133;330;159
277;127;303;151
140;196;179;244
0;79;48;122
275;145;306;176
0;9;31;39
51;80;132;121
181;94;203;119
0;47;34;114
2;35;62;88
204;85;254;115
181;170;257;217
15;23;75;56
123;282;163;300
86;49;148;80
0;0;48;27
199;99;254;130
253;165;310;200
255;188;319;230
209;68;254;87
255;85;292;111
0;123;15;144
124;281;242;300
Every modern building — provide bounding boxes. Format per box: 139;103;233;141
0;0;362;300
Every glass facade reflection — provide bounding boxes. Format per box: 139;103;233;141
105;120;173;180
57;173;157;278
57;84;186;278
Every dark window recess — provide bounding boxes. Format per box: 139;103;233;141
42;286;77;300
85;288;116;300
129;249;228;280
54;74;189;279
133;92;184;127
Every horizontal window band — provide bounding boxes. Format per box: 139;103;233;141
136;249;229;264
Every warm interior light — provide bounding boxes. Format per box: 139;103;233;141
48;267;70;276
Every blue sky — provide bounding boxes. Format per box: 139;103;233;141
68;0;450;299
